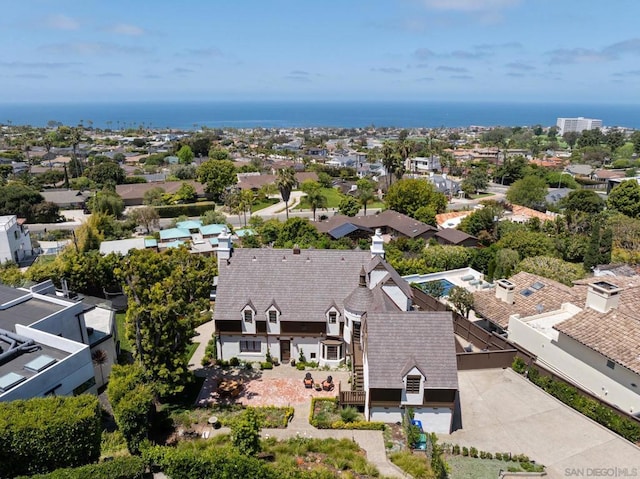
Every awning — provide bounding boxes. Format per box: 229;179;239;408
321;339;343;346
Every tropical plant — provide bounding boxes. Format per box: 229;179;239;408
275;167;297;219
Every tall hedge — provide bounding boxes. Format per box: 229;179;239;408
0;395;102;477
107;364;155;454
153;202;216;218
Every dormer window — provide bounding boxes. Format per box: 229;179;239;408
406;375;421;394
268;310;277;323
244;310;253;322
328;311;337;324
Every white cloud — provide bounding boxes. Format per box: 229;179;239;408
421;0;520;12
44;14;79;30
107;23;146;36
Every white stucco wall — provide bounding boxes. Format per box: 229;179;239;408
402;366;425;405
508;314;640;413
219;335;324;365
413;408;453;434
370;406;403;423
382;284;411;311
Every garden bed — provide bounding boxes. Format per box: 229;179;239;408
309;397;385;430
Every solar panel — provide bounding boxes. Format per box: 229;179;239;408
24;355;57;373
0;372;26;392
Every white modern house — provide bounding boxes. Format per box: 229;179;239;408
0;215;33;264
0;280;118;400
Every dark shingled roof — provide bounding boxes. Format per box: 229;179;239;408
317;209;437;239
434;228;478;245
344;269;374;314
365;311;458;390
215;248;376;322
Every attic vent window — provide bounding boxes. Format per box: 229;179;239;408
328;312;337;324
244;310;253;322
520;289;533;297
268;310;277;323
406;375;421;394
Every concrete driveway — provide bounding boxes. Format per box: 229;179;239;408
440;368;640;478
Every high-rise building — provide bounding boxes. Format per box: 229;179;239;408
556;117;603;136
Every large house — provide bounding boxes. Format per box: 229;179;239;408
0;280;118;401
213;229;459;432
474;271;640;415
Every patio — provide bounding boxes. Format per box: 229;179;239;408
196;364;351;407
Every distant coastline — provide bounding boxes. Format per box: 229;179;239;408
1;100;638;130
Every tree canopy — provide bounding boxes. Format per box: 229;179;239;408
607;180;640;218
506;175;548;210
385;178;447;219
197;159;237;201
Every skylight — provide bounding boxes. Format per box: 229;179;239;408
520;289;533;297
531;282;545;291
24;355;57;373
0;372;26;392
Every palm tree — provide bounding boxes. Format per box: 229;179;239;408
276;167;297;220
305;188;328;221
70;127;83;177
381;141;401;188
355;178;375;216
92;349;108;387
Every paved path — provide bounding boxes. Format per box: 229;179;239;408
440;369;640;479
189;319;216;372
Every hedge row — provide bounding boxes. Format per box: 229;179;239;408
153;202;217;218
107;365;156;454
512;357;640;443
0;395;102;477
18;456;147;479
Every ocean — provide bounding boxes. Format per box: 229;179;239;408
0;101;638;130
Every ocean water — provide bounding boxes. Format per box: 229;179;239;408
0;101;638;130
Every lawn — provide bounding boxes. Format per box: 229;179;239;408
252;197;279;212
447;455;539;478
295;187;344;209
186;342;199;362
169;404;294;431
115;313;132;355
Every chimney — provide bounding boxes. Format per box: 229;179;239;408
293;244;301;255
495;279;516;305
586;281;621;313
370;228;385;259
217;227;233;268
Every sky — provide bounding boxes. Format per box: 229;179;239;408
1;0;639;104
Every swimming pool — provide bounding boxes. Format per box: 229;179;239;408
421;279;455;297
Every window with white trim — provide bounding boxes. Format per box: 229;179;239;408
323;344;342;360
244;310;253;322
268;310;277;323
328;311;337;324
406;375;421;394
240;340;261;352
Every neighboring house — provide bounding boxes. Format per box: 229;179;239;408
545;188;573;206
0;215;33;264
41;190;93;209
406;156;441;173
115;181;206;206
435;211;473;229
479;272;640;415
99;237;158;256
157;220;228;254
237;172;318;191
213;230;459;433
0;280;117;400
426;173;460;196
316;210;438;241
565;164;594;177
606;176;640;194
434;228;478;247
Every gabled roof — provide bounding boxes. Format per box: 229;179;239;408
435;228;477;245
365;311;458;390
159;228;191;240
367;255;414;299
317;210;437;239
215;248;374;323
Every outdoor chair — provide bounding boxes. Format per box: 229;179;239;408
322;375;334;391
304;372;314;388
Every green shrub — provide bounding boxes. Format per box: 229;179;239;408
486;452;493;460
469;446;478;458
453;444;461;455
201;337;217;366
231;408;262;456
229;357;240;367
260;362;273;370
495;452;502;460
390;451;434;479
296;362;306;371
340;406;359;423
0;395;102;477
21;456;147;479
462;446;469;456
511;356;527;374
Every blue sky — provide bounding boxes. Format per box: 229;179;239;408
1;0;639;103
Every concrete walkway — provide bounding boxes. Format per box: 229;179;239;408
189;319;216;372
255;191;305;216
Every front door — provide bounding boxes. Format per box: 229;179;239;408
280;340;291;362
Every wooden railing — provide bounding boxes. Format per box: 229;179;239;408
340;390;366;406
